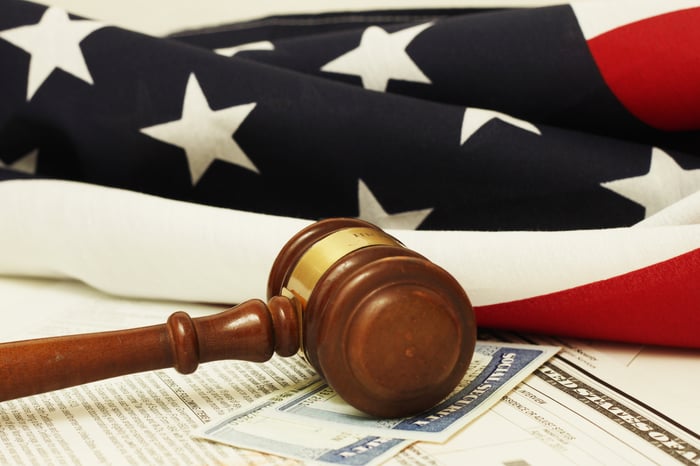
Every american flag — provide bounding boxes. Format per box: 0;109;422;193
0;0;698;348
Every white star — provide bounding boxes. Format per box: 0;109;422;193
460;107;540;145
357;179;432;230
321;22;433;92
140;73;258;185
0;149;38;175
0;7;105;100
215;41;275;57
601;147;700;217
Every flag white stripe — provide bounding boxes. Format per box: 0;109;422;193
0;179;309;302
0;179;697;306
571;0;700;40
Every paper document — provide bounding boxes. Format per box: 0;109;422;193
1;278;698;465
398;331;700;466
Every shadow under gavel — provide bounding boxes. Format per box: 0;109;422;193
0;218;476;418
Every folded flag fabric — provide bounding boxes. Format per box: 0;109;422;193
0;0;698;348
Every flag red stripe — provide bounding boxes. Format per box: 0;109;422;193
586;8;700;130
475;248;700;348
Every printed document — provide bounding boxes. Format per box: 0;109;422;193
0;277;698;465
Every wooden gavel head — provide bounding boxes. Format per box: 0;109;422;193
0;218;475;419
268;218;476;418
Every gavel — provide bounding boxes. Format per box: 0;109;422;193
0;218;476;418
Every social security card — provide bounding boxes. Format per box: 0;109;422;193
266;342;559;442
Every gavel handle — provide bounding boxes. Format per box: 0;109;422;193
0;297;300;403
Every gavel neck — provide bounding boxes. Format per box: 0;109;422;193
191;296;301;364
